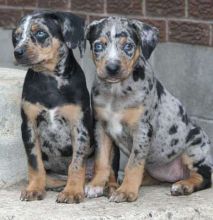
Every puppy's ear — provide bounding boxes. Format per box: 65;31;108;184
85;18;106;44
54;12;85;56
130;20;159;60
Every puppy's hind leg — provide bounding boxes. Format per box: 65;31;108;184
171;130;212;196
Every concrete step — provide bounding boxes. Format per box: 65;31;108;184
1;182;213;220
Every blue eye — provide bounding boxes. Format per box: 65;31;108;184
123;43;134;52
94;42;105;52
35;31;48;39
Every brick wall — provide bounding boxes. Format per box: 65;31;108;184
0;0;213;46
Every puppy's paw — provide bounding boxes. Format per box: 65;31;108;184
171;181;194;196
20;189;46;201
109;189;138;203
104;184;119;198
85;184;104;198
56;190;84;204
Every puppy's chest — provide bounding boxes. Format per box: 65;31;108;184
37;108;72;155
95;101;144;140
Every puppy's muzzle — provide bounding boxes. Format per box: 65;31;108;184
106;60;121;76
14;47;25;59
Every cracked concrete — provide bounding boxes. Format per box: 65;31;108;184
0;182;213;220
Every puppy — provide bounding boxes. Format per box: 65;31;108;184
12;10;93;203
85;17;213;203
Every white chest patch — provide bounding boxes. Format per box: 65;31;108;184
104;104;123;137
49;108;58;129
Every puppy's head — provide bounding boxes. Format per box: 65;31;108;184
12;10;85;72
86;17;158;83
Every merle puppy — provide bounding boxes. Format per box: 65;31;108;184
85;17;213;203
12;10;93;203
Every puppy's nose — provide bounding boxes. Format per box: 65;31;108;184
14;47;25;58
106;61;120;75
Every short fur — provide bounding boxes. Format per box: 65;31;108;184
85;17;213;202
12;10;93;203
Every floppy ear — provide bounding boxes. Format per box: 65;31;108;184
85;18;107;45
53;12;85;56
130;20;159;60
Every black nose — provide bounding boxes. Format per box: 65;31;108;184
14;47;25;58
106;61;120;75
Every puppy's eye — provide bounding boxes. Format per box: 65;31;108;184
35;31;48;40
94;42;105;53
123;43;134;52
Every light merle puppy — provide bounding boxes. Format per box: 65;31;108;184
85;17;213;203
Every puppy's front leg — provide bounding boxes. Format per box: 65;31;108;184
109;122;152;203
56;105;89;204
20;104;46;201
85;121;114;198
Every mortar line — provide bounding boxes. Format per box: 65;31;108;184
103;0;107;14
142;0;146;17
185;0;188;18
165;19;169;41
209;24;212;46
191;115;213;123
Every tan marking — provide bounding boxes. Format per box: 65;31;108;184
122;105;144;127
107;169;119;197
121;47;141;75
31;24;39;32
171;153;204;193
173;171;203;194
141;170;160;186
58;103;86;200
46;175;66;189
21;101;46;196
15;27;22;34
93;55;107;79
182;153;194;170
27;37;61;73
119;37;127;45
116;161;145;201
59;104;82;125
62;164;86;196
95;105;144;127
89;129;113;188
94;106;108;121
22;101;44;123
27;138;46;192
99;36;108;45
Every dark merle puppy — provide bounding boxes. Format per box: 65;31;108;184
85;17;213;203
12;10;93;203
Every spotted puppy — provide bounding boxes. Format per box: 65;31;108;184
85;17;213;203
12;10;93;203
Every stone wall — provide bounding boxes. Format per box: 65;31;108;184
1;0;213;46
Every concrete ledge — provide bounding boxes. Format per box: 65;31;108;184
0;68;27;187
0;183;213;220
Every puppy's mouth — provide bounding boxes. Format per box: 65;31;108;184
104;77;122;83
15;56;45;67
97;70;131;83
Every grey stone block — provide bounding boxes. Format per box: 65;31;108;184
150;42;213;120
0;68;27;187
